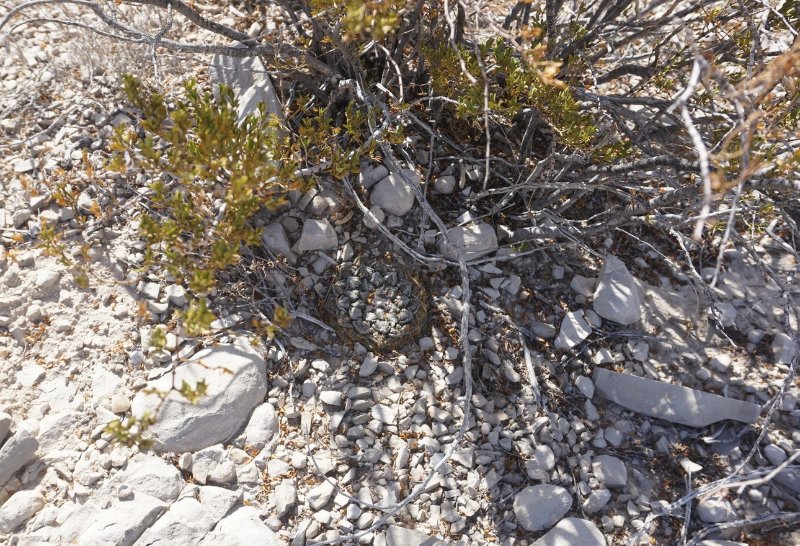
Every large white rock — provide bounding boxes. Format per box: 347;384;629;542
131;343;268;453
513;484;572;532
198;506;286;546
532;517;606;546
371;170;419;216
108;455;185;503
438;222;498;261
0;430;38;486
0;489;44;533
554;311;593;351
593;368;761;427
209;43;284;124
294;219;337;253
133;485;241;546
593;256;641;325
76;493;167;546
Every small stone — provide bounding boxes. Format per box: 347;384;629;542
696;496;735;523
372;404;397;424
554;311;592;351
531;322;556;339
0;430;39;486
319;391;342;406
592;455;628;489
295;219;338;252
439;222;498;261
575;376;594;398
582;488;612;514
262;223;296;263
35;269;60;290
307;480;335;510
525;445;556;480
513;485;572;531
13;158;35;173
371;170;418;216
593;256;641;325
359;164;388;189
110;393;130;413
433;175;456;194
275;479;297;518
359;353;379;377
531;517;606;546
763;444;787;466
363;206;386;229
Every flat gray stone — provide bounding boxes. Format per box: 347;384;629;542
108;455;184;503
593;368;761;427
593;256;641;325
131;343;268;453
438;222;498;261
513;485;572;532
0;430;38;486
209;43;284;124
554;311;593;351
133;497;216;546
359;164;389;189
532;518;606;546
261;223;296;263
242;402;278;450
696;496;735;523
274;479;296;518
371;170;419;216
592;455;627;488
525;445;556;480
294;219;337;253
306;480;335;510
0;412;11;444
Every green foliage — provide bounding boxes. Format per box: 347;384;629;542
104;413;156;449
422;37;611;154
310;0;405;42
109;76;308;333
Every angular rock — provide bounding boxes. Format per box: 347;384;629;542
359;164;389;189
386;524;450;545
198;506;286;546
371;170;419;216
274;479;297;518
0;489;44;533
696;496;735;523
133;497;216;546
108;455;184;503
582;489;611;514
0;430;39;486
593;256;641;325
593;368;761;427
131;343;268;453
433;176;456;195
261;223;296;263
294;219;337;253
772;332;797;365
554;311;593;351
513;484;572;532
307;480;335;510
525;445;556;480
592;455;627;488
531;518;606;546
191;445;236;485
76;493;167;546
438;222;498;261
243;403;279;451
209;43;284;124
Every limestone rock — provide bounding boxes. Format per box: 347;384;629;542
593;256;641;325
0;430;39;486
131;343;268;453
438;222;498;261
531;518;606;546
513;484;572;532
371;170;419;217
593;368;760;427
554;311;592;351
294;219;337;253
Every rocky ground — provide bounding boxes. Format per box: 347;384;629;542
1;3;800;546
